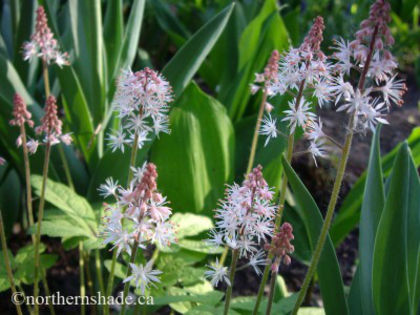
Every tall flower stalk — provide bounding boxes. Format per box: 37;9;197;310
99;67;173;314
205;166;277;315
247;50;280;173
33;96;68;314
264;223;294;314
21;7;72;314
292;1;406;313
10;94;35;228
253;16;331;313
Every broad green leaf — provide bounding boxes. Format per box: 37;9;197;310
162;3;234;98
28;209;93;239
13;244;57;285
231;293;298;314
170;213;214;239
331;127;420;246
104;259;127;280
282;157;349;315
177;239;223;254
31;175;97;236
372;143;412;315
358;126;385;315
154;290;223;306
151;83;234;215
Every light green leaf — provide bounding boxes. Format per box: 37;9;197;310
31;175;97;236
282;157;349;315
171;213;214;239
177;239;223;254
151;83;234;215
162;3;234;98
104;259;127;280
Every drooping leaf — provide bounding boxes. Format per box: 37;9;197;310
282;157;349;315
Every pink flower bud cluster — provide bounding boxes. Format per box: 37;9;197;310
10;94;34;128
207;166;276;277
300;16;326;60
251;50;280;97
264;222;294;271
10;94;71;154
331;0;407;133
99;163;175;258
23;6;69;67
0;157;5;166
109;68;174;152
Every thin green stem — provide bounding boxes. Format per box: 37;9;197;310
41;271;56;315
253;261;270;315
20;125;54;315
266;270;277;315
20;125;34;227
95;249;105;295
291;25;379;315
58;145;74;190
84;252;96;315
0;210;23;315
79;242;86;315
223;249;240;315
253;78;306;314
120;242;140;315
42;61;51;98
247;91;268;174
33;142;51;315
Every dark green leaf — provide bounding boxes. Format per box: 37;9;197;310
162;3;234;98
282;157;349;315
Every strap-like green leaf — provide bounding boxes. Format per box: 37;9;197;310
282;156;349;315
162;3;234;99
358;126;385;315
331;127;420;246
372;143;411;314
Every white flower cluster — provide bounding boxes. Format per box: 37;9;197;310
205;166;275;286
259;4;407;165
108;68;173;153
98;163;175;294
260;17;334;164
